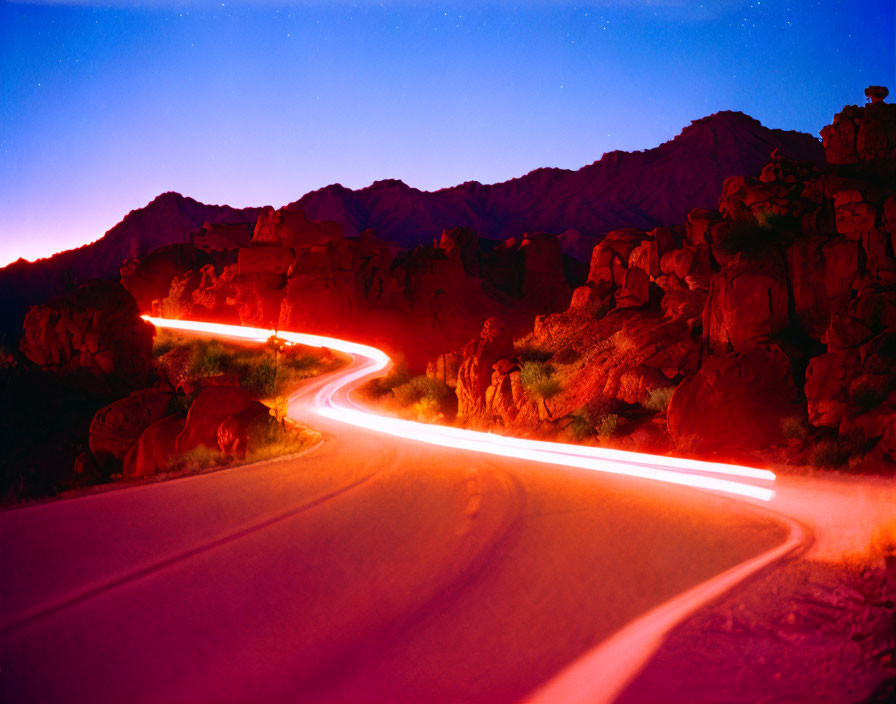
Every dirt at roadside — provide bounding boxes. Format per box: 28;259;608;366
616;559;895;703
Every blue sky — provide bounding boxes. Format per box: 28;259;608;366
1;0;893;266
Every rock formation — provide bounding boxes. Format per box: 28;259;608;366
438;91;896;468
19;281;154;390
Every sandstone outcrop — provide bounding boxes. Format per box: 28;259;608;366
176;385;257;454
216;402;276;460
667;346;801;454
19;281;154;389
430;90;896;466
124;414;186;477
88;386;174;463
456;318;515;420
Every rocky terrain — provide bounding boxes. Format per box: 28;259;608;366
0;110;822;344
3;94;892;502
434;95;896;472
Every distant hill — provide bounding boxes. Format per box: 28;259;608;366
0;195;262;338
290;111;824;251
0;110;823;338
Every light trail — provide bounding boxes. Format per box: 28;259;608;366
143;316;776;501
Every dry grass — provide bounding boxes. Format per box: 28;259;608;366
644;386;676;413
153;330;346;399
520;360;562;400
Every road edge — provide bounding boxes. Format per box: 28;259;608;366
521;504;811;704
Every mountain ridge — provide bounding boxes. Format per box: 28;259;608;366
0;109;824;337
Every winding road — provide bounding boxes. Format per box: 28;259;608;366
2;318;800;703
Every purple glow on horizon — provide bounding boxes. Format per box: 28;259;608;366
0;1;892;267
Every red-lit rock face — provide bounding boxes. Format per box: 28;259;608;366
667;345;801;453
89;386;174;463
124;414;185;478
425;99;896;465
19;280;154;389
821;100;896;164
176;385;257;454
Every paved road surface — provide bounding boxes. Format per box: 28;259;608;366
2;354;788;703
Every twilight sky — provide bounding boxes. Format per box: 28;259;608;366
0;1;893;268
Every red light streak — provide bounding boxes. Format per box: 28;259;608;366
143;316;775;501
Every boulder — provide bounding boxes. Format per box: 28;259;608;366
483;361;539;427
588;228;648;288
667;346;801;454
617;364;673;406
702;254;790;354
89;386;174;462
821;101;896;164
19;281;154;389
217;402;276;459
176;385;257;453
124;414;186;477
826;291;896;352
833;190;878;240
785;236;860;340
804;352;858;428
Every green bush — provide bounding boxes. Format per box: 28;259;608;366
167;445;227;474
188;340;227;377
152;330;177;357
245;422;321;464
392;375;453;407
245;357;277;396
644;386;675;413
566;408;593;440
360;363;413;399
596;413;618;440
520;360;561;399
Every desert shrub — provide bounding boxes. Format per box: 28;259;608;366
780;416;810;441
810;439;840;468
644;386;675;413
514;341;553;362
152;330;177;357
596;413;619;440
566;408;593;440
167;445;227;474
360;363;413;399
245;422;321;464
269;396;289;423
245;357;278;396
393;375;453;407
520;360;561;399
188;339;227;377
